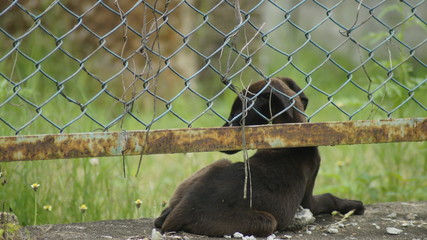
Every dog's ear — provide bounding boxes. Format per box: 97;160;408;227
221;82;273;154
220;91;271;155
277;77;309;110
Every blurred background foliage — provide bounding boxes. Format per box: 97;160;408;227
0;0;426;226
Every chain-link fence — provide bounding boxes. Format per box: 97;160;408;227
1;0;426;138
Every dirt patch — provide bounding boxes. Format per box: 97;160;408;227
23;202;427;239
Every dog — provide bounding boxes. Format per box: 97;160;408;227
154;77;364;237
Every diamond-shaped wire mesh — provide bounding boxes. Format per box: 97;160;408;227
1;0;426;136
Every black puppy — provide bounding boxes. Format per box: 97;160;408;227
154;77;364;237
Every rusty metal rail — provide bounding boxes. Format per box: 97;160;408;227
1;118;426;162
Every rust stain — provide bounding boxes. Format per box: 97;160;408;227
0;118;426;162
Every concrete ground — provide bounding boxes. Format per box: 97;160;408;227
21;201;427;240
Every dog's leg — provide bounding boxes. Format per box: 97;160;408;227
301;173;364;215
309;193;365;215
154;207;171;228
155;159;233;229
162;206;278;237
300;152;364;215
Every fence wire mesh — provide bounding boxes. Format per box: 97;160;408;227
1;0;426;136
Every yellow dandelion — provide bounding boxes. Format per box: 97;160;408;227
43;205;53;212
134;199;142;209
31;183;40;191
31;183;40;225
79;204;88;213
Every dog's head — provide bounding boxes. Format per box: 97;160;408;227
222;77;308;154
225;77;308;126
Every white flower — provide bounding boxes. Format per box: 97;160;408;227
89;158;99;165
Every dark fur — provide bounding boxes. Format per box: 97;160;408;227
154;77;364;237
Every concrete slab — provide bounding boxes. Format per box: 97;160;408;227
22;202;427;239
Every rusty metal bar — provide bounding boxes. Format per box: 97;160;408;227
1;118;426;162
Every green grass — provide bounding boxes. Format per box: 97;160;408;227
0;142;426;226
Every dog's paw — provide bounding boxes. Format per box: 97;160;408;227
341;200;365;215
352;200;365;215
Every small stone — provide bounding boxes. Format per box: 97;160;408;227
151;229;163;240
242;236;256;240
287;206;315;230
224;235;232;239
266;234;276;240
386;212;397;218
406;213;418;220
0;212;19;225
327;228;339;234
337;223;345;228
386;227;403;235
372;223;380;229
233;232;244;238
